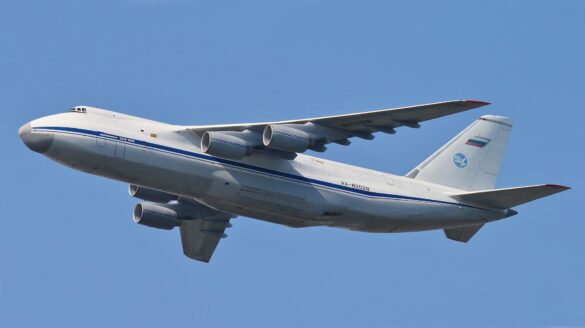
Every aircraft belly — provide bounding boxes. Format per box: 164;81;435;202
392;204;500;232
199;167;332;221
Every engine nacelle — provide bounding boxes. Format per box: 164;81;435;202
262;125;310;153
201;131;250;160
133;203;181;230
129;185;177;204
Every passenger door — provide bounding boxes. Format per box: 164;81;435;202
96;133;122;158
115;141;125;158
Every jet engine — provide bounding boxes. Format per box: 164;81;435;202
132;199;232;231
201;131;253;160
262;125;311;153
129;185;177;203
133;203;181;230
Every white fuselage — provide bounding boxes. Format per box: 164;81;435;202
22;108;508;232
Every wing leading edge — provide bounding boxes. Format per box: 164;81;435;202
181;100;489;158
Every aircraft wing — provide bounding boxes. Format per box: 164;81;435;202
179;210;232;263
182;100;489;156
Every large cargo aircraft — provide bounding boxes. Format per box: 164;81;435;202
19;100;569;262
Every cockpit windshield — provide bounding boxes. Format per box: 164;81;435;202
69;106;87;113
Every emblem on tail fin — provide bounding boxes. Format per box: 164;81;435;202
453;153;468;168
465;136;491;148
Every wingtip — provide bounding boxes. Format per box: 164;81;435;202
545;184;571;191
464;99;491;106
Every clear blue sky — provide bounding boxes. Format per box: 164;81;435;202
1;1;583;327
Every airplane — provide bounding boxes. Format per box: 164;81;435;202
18;100;569;262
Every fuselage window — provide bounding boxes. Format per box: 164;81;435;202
69;107;87;113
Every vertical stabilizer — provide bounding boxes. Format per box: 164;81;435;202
406;115;513;191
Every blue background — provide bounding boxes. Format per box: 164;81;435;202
1;1;583;327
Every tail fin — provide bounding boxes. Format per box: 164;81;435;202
406;115;513;191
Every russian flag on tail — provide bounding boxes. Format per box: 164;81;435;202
465;136;491;148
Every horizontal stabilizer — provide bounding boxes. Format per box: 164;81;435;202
444;223;484;242
453;184;570;209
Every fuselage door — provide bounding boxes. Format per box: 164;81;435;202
96;133;116;157
96;134;106;147
115;142;125;158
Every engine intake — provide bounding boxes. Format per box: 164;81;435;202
129;185;177;203
201;131;251;160
263;125;310;153
133;203;181;230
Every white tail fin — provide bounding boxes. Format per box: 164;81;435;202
406;115;513;191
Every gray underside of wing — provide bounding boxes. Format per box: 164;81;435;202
444;223;485;243
179;213;232;263
179;100;489;156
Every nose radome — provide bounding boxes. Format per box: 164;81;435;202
19;123;54;154
18;123;31;137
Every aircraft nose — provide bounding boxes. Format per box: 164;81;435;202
19;123;54;154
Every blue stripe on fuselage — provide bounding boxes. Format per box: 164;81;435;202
33;126;489;211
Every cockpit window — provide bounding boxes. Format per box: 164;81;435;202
69;106;87;113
